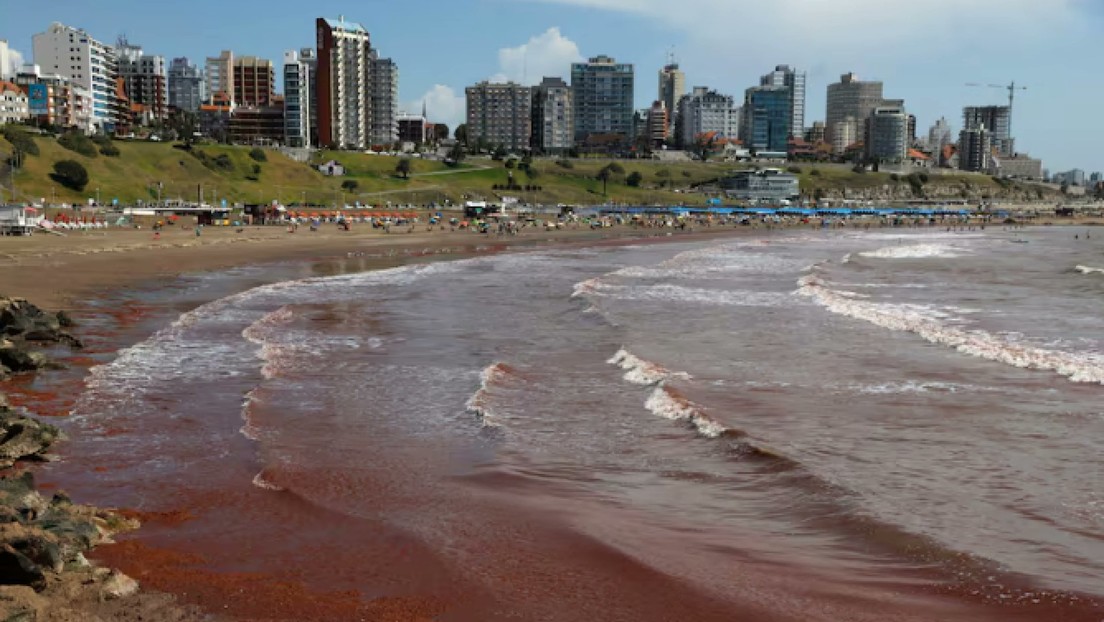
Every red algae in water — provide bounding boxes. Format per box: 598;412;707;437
91;541;446;622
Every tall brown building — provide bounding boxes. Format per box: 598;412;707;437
233;56;275;107
315;16;399;149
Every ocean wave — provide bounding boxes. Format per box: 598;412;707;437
1075;265;1104;276
239;388;263;441
581;282;798;307
859;243;966;259
607;348;691;386
798;276;1104;385
644;386;733;439
465;362;522;428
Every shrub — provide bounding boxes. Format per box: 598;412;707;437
851;164;867;174
889;173;900;181
51;159;89;191
99;143;120;157
787;166;803;174
249;147;267;162
682;170;692;178
525;166;540;180
918;172;929;183
341;179;359;191
58;131;99;158
1;126;39;156
626;171;643;187
246;163;262;180
555;159;574;169
656;169;671;178
809;168;821;177
213;154;233;170
504;158;516;169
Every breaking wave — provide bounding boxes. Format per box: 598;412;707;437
581;282;798;307
798;275;1104;384
251;471;286;492
465;362;522;428
644;386;733;439
607;348;691;386
1075;265;1104;276
859;243;966;259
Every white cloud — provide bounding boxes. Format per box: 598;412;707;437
3;45;25;78
407;28;583;132
492;27;583;85
404;84;466;133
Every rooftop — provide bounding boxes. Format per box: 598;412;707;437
321;17;369;34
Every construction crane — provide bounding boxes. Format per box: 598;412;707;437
965;81;1028;138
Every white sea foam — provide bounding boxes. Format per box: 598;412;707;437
607;348;691;386
465;362;516;428
644;387;730;439
798;276;1104;385
1075;265;1104;275
251;472;285;492
859;243;966;259
582;282;798;307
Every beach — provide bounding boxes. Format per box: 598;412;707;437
3;216;1104;621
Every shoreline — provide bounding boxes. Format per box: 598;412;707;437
2;220;1100;620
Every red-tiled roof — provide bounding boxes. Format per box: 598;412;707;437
908;148;930;160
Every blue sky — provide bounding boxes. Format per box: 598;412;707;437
3;0;1101;173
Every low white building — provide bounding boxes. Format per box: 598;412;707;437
317;160;345;176
0;80;29;124
721;169;800;202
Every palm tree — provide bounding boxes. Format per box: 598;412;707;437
597;166;612;195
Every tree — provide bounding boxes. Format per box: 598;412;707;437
169;111;199;146
51;160;89;191
626;171;643;187
249;147;267;162
596;166;612;195
434;124;450;142
694;132;718;162
446;142;466;165
395;158;413;179
454;124;468;144
492;145;508;161
341;179;359;191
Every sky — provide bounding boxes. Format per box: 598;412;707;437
2;0;1102;173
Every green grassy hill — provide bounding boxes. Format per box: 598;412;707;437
0;130;1055;207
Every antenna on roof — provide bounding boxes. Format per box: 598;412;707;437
667;46;677;67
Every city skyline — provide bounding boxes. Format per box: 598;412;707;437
2;0;1101;171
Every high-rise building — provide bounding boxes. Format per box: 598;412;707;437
282;49;312;147
742;85;791;152
963;105;1012;156
168;57;205;113
299;48;318;146
233;56;274;107
32;22;120;131
677;87;740;148
397;113;428;144
760;65;805;138
465;81;532;151
959;127;992;172
831;117;859;155
116;38;167;123
368;51;398;146
0;41;13;80
928;117;952;153
531;76;573;153
205;50;233;105
571;55;634;146
645;100;668;150
315;16;398;149
866;106;909;163
825;72;883;146
804;121;826;144
658;63;685;139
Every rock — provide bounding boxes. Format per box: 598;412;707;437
0;416;60;469
0;298;81;350
0;347;45;375
99;571;138;600
0;545;45;589
0;585;46;621
54;311;74;328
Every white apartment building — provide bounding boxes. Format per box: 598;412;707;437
831;117;858;155
677;87;740;148
0;80;29;125
0;41;13;80
32;22;120;131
